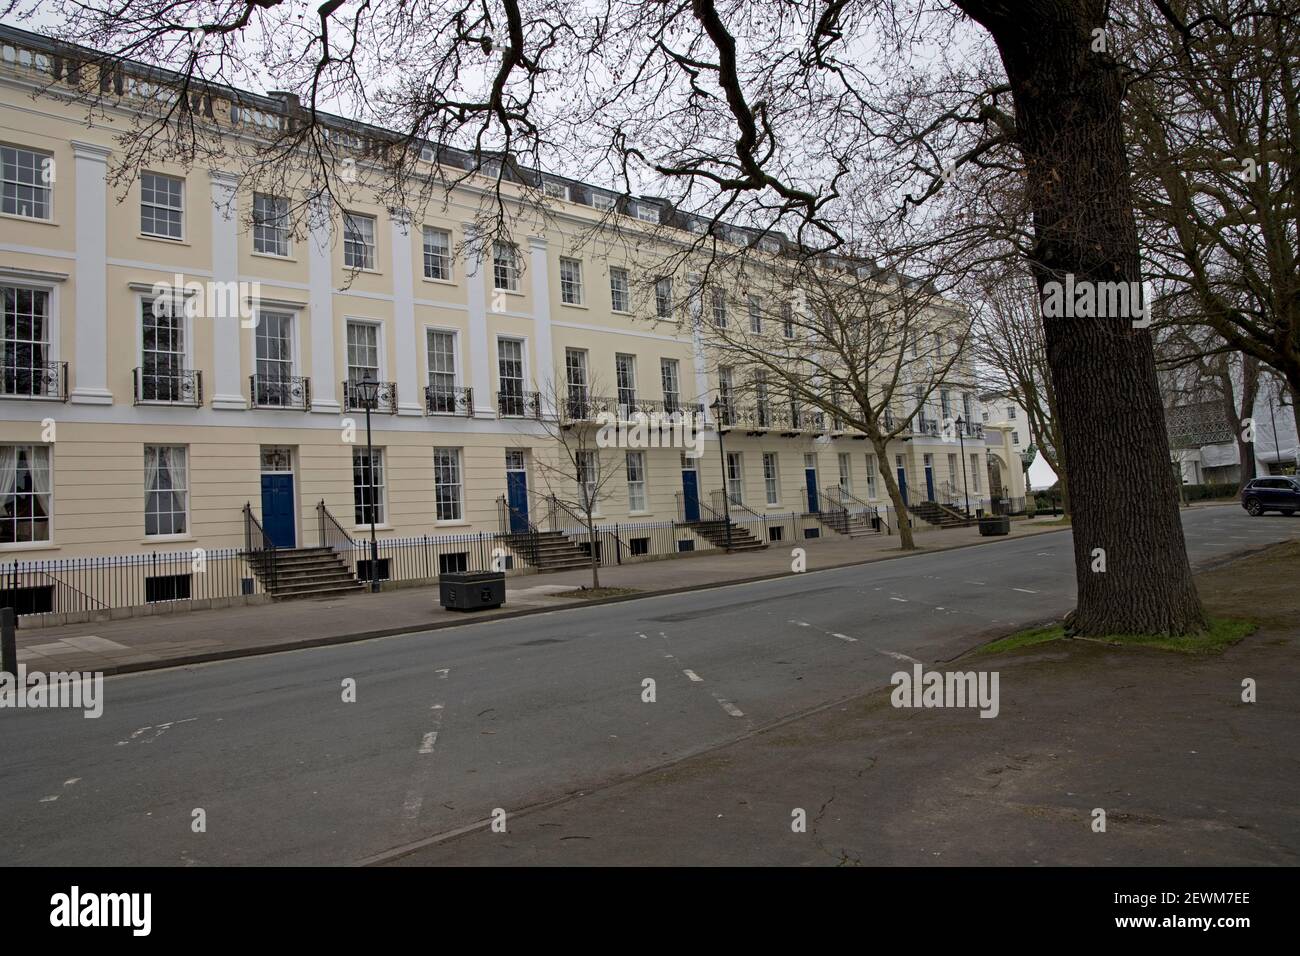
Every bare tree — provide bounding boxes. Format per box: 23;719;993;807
691;249;973;551
1125;0;1300;458
520;374;623;590
972;266;1069;512
16;0;1225;635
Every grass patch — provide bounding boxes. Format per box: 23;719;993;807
974;625;1064;656
566;586;640;600
976;617;1255;657
1089;617;1256;655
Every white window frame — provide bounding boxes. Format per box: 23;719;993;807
615;353;637;412
1;443;53;547
1;280;60;399
748;295;762;334
610;267;630;313
139;171;185;241
763;452;780;506
654;277;673;319
838;452;853;495
493;241;520;292
425;327;460;410
250;307;301;407
345;319;384;386
559;257;584;305
626;451;647;513
497;336;529;415
1;144;53;221
343;212;377;270
660;358;680;412
252;192;291;257
422;226;453;282
711;288;727;327
144;444;189;538
865;454;878;498
137;291;193;403
433;447;464;522
725;451;744;504
352;446;386;527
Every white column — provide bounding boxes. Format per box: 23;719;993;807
528;235;555;416
307;200;340;414
687;272;712;418
463;221;494;418
389;210;422;415
209;170;246;409
69;141;112;405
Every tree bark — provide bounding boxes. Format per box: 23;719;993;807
871;435;916;549
955;0;1205;635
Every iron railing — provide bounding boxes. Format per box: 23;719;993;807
250;374;311;410
316;500;356;576
342;379;398;414
0;548;261;623
133;367;202;406
242;501;278;591
496;389;542;419
1;359;68;401
425;384;473;416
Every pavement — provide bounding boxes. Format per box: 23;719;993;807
0;504;1295;866
14;515;1069;676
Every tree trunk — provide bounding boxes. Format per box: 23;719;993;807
871;435;915;549
1233;356;1259;488
956;0;1205;635
587;514;600;589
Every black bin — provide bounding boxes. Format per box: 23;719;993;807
439;571;506;611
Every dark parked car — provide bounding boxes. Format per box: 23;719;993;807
1240;476;1300;516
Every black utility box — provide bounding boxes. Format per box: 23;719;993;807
978;515;1011;536
439;571;506;611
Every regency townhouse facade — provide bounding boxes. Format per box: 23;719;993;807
0;25;996;583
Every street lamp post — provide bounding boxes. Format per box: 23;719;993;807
356;374;381;593
710;396;734;552
955;415;972;519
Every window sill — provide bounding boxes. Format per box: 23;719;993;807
434;519;469;528
251;251;297;263
492;287;525;296
138;233;190;246
560;301;588;310
628;510;650;517
343;267;383;276
0;541;58;553
141;534;195;545
421;276;458;287
0;212;57;227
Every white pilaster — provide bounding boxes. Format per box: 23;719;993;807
463;222;494;418
528;235;555;416
209;170;246;409
687;272;712;421
307;200;340;414
69;141;112;405
389;210;422;415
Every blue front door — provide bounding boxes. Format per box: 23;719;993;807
805;467;820;513
682;469;700;522
506;469;529;533
925;462;935;501
897;467;909;506
260;474;296;548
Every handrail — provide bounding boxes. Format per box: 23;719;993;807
497;494;542;536
710;488;765;521
824;485;890;535
242;501;278;590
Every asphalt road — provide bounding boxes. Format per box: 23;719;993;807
0;505;1294;866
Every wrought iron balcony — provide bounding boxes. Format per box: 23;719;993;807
425;384;473;417
342;379;398;414
1;360;67;401
497;389;542;419
250;374;311;411
133;367;202;406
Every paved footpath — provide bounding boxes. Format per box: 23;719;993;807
15;517;1069;675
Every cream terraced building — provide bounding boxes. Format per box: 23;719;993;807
0;24;1000;579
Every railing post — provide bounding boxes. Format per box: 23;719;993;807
1;606;16;676
615;524;622;565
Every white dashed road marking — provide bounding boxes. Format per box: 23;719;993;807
682;669;703;682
